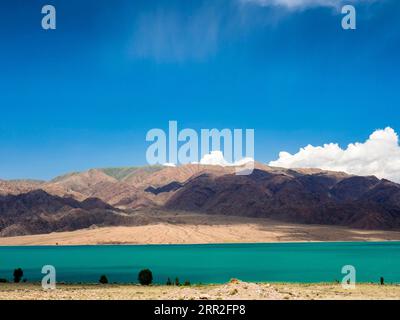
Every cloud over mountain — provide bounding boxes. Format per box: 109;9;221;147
199;151;254;167
269;127;400;182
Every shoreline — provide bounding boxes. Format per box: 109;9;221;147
4;280;397;285
1;281;398;300
1;214;400;246
1;239;400;247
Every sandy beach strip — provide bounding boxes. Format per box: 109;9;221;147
0;281;399;300
1;214;400;246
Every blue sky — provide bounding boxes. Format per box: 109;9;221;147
0;0;399;180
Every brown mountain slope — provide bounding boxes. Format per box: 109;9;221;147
127;164;236;188
165;168;400;230
31;164;269;209
0;190;134;236
44;169;155;209
48;169;117;194
0;179;45;195
2;164;400;234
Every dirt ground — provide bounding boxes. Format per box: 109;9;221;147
0;280;399;300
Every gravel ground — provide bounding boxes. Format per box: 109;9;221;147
0;280;399;300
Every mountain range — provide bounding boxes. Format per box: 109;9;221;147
1;162;400;236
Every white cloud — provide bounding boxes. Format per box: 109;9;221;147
241;0;371;10
269;127;400;183
198;151;254;167
162;162;176;167
199;151;230;166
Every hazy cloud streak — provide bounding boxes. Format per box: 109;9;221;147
241;0;374;10
130;5;221;62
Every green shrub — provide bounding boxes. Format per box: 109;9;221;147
166;277;172;286
99;275;108;284
184;280;191;286
0;278;7;283
138;269;153;286
175;277;180;286
13;268;23;283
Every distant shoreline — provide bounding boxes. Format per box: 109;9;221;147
1;213;400;246
1;239;400;247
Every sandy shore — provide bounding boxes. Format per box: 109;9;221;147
1;213;400;245
0;280;399;300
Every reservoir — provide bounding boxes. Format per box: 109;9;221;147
0;242;399;284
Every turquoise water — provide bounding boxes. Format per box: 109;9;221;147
0;242;399;284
